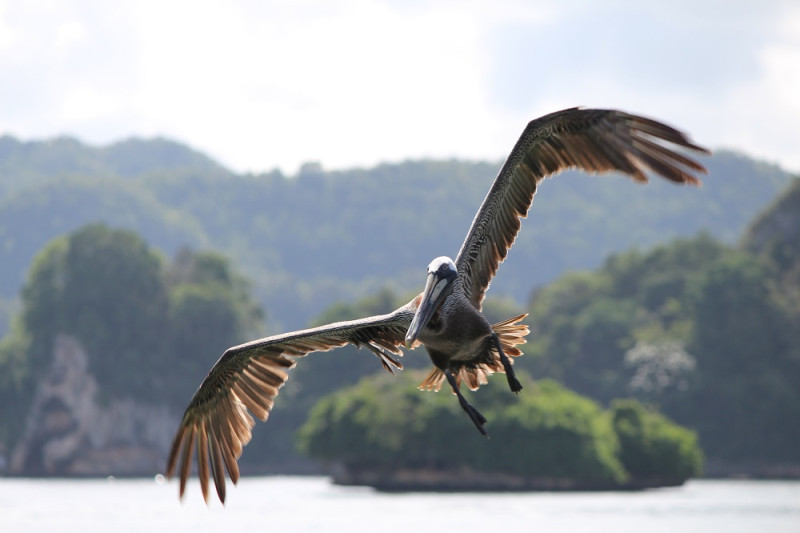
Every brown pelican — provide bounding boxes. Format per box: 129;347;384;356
165;107;709;502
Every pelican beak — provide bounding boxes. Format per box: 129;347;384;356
405;270;454;348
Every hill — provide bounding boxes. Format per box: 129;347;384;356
2;173;797;478
0;135;228;192
519;179;800;475
0;135;794;336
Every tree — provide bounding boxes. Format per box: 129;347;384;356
160;248;265;405
0;319;31;451
611;399;702;482
524;231;800;471
19;224;169;399
685;253;800;462
10;225;264;411
298;373;702;487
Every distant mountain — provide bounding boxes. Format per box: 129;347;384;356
741;177;800;295
742;177;800;257
0;135;795;333
0;177;207;298
0;135;229;195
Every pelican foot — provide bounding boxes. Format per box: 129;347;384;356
492;333;523;393
506;373;523;394
463;402;489;438
445;369;490;438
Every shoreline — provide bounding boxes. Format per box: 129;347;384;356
331;467;687;492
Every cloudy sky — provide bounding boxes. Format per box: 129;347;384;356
1;0;798;175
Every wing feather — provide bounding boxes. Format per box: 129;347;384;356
166;307;414;503
196;421;210;502
216;414;240;483
208;423;226;502
178;425;195;498
455;107;709;308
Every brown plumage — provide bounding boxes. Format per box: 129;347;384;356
165;311;414;503
165;107;709;503
455;108;709;308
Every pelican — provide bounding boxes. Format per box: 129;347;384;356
166;107;709;502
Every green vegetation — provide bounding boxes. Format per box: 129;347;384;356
611;400;702;482
0;224;263;451
0;136;797;479
522;196;800;468
0;135;228;193
742;177;800;308
297;373;701;487
0;135;793;333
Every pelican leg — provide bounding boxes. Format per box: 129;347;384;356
445;369;489;438
492;333;523;393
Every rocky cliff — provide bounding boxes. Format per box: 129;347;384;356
9;334;177;476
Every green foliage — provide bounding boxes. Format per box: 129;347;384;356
688;253;788;376
299;374;700;484
2;135;798;476
0;224;264;451
525;228;800;469
297;372;429;470
539;296;640;403
684;253;800;462
0;134;227;194
527;235;732;405
19;236;71;372
298;374;626;481
66;225;168;396
741;177;800;308
602;233;729;308
0;138;793;335
486;380;626;482
159;248;265;404
611;399;702;481
0;177;205;298
162;283;240;403
20;224;169;398
0;297;16;339
0;318;32;450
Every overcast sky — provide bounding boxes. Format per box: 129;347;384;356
1;1;798;175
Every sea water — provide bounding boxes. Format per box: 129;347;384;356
1;476;798;532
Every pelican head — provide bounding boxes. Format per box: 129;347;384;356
405;256;458;347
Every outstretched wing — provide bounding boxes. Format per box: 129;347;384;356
455;107;710;308
165;307;414;503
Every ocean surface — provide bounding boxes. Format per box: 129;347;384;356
1;476;798;532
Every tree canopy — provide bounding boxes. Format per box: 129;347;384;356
523;229;800;468
297;373;701;487
0;224;263;452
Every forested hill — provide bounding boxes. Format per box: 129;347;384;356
0;134;794;332
0;134;229;190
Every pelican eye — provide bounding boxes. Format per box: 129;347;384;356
439;263;456;277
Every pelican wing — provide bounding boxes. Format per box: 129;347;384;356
165;307;414;503
455;107;709;308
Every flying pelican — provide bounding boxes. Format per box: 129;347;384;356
166;107;709;503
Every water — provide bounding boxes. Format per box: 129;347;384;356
1;476;798;532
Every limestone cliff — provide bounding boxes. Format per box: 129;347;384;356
9;334;177;476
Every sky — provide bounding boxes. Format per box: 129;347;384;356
1;0;799;176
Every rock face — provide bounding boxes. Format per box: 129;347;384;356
9;334;176;476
